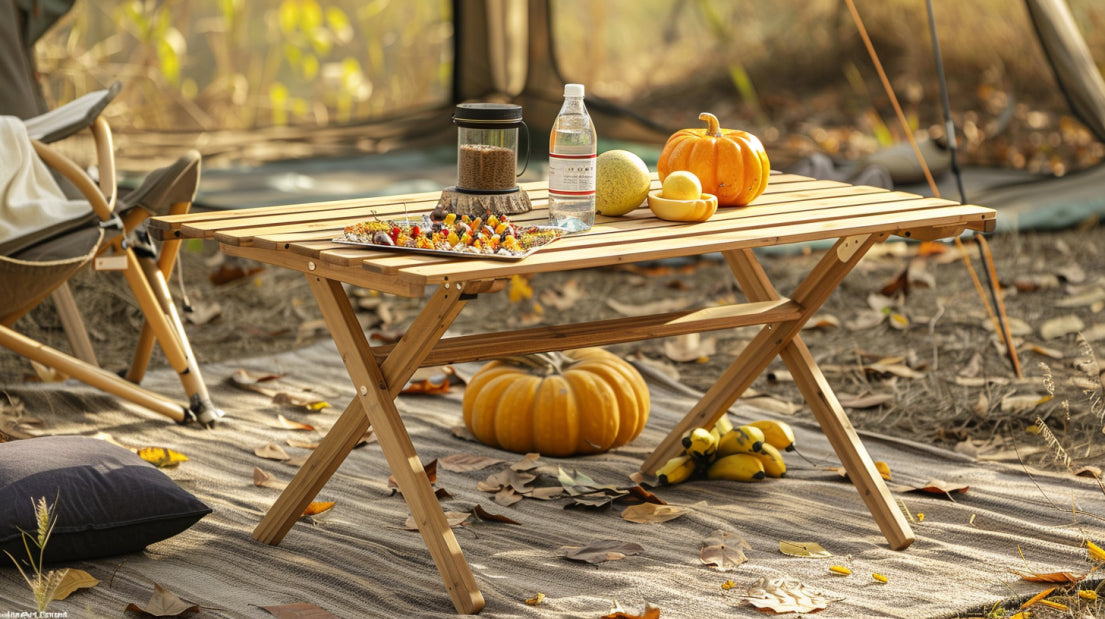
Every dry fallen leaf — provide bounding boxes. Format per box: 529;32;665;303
557;540;644;564
138;447;189;469
663;332;716;363
779;541;832;558
864;360;925;379
607;296;691;317
1009;569;1084;583
1040;314;1085;340
255;443;291;461
911;479;969;496
301;501;336;517
253;467;289;490
494;487;523;507
803;314;841;330
1073;465;1102;479
621;503;691;524
404;511;469;530
286;437;319;450
437;453;505;473
700;530;750;571
743;395;802;416
53;568;98;600
739;577;834;613
270;414;316;431
29;360;67;382
600;602;661;619
1000;394;1046;413
539;278;585;310
125;582;200;617
839;393;894;409
260;602;339;618
830;462;890;481
471;504;521;525
524;592;546;606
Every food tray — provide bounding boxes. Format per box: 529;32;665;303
333;219;566;261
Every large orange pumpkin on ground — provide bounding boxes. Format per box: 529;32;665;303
657;112;770;206
462;348;650;457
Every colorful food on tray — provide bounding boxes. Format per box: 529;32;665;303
340;213;564;257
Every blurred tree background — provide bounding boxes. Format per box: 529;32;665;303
32;0;1105;176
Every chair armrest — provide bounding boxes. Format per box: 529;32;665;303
32;138;114;222
22;82;122;143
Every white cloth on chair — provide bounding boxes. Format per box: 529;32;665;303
0;116;91;255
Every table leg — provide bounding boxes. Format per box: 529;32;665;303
641;234;885;474
253;276;484;614
641;234;913;550
725;247;915;550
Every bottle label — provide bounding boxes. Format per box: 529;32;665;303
547;153;596;196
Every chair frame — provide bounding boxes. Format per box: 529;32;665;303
0;113;222;426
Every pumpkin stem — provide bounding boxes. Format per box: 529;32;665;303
698;112;722;138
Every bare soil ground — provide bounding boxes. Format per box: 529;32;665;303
3;222;1102;472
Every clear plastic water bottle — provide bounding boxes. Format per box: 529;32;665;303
547;83;597;232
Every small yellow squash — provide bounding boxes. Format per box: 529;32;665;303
647;190;718;222
462;348;650;457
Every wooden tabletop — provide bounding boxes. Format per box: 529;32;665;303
151;173;996;297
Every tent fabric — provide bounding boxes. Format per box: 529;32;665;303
1025;0;1105;145
0;339;1100;618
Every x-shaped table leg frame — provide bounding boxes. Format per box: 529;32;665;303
640;233;915;550
253;275;487;614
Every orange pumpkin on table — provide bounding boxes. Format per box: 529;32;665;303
657;112;770;207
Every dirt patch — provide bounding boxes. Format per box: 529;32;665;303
3;223;1102;470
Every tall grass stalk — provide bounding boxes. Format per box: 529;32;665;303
3;496;66;613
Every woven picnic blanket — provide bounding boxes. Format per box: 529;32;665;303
0;339;1101;618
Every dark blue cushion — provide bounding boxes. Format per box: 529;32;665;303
0;435;211;563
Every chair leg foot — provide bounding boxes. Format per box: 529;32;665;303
187;394;226;427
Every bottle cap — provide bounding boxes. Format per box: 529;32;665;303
564;83;585;98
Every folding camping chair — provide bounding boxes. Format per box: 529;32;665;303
0;85;224;426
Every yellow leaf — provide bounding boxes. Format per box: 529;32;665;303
508;274;532;302
872;573;888;583
829;565;851;575
138;447;189;468
1021;587;1055;608
53;568;99;600
1085;540;1105;562
301;501;335;517
1038;599;1068;611
524;593;545;606
1079;590;1097;601
778;541;832;558
917;513;925;523
721;580;736;590
874;461;891;480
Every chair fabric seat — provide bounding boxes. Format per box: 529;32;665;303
0;226;102;319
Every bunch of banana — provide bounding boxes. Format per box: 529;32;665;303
655;417;797;485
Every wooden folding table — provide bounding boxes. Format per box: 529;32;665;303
151;173;995;614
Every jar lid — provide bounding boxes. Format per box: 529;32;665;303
453;103;523;128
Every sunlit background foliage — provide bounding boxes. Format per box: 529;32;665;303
32;0;1105;174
